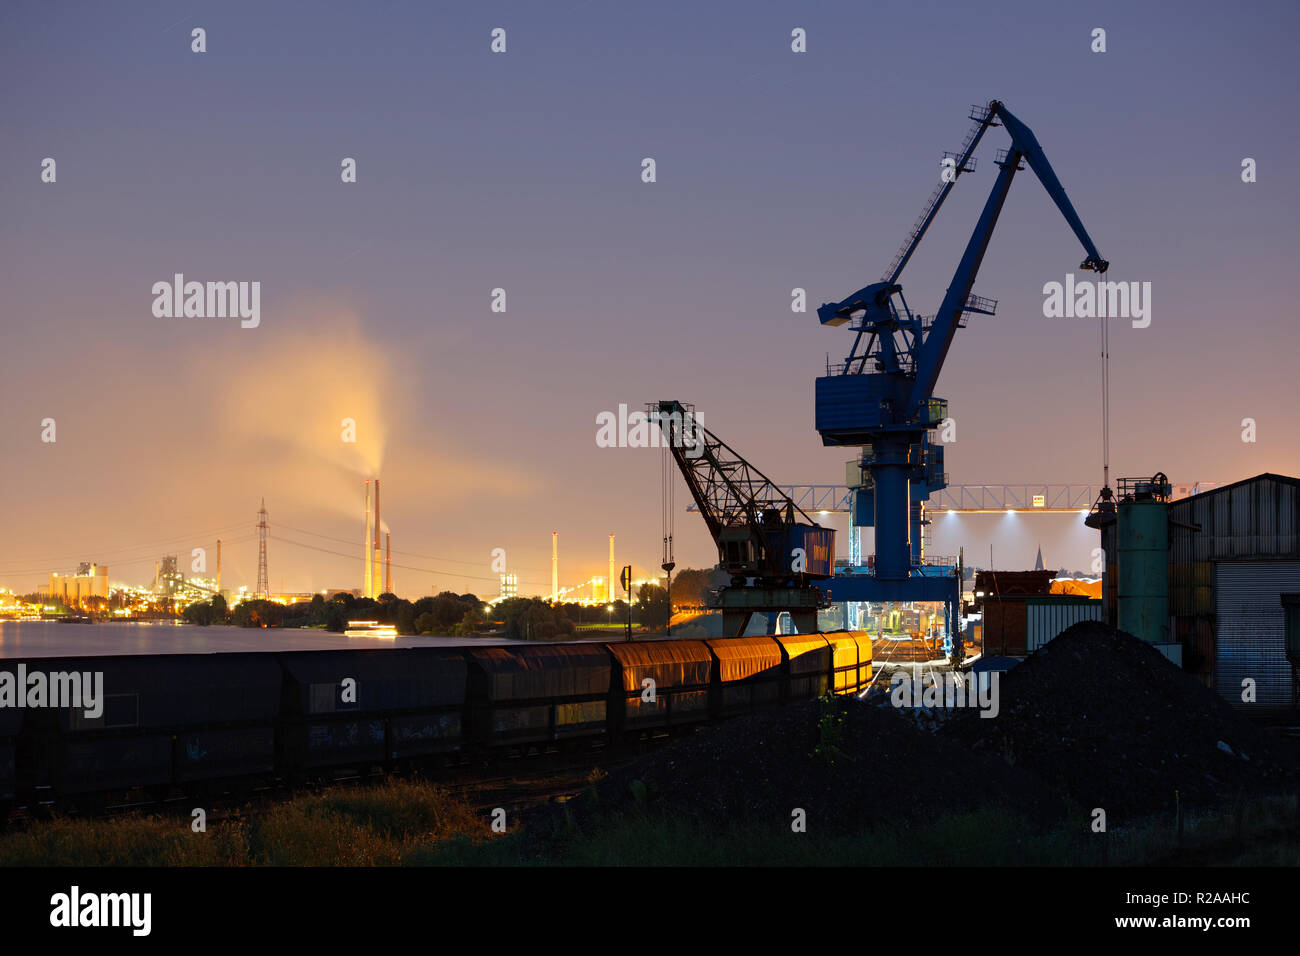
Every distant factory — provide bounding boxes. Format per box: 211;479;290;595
40;562;109;603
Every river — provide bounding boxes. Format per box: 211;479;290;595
0;620;518;658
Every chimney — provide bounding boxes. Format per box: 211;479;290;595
385;531;392;595
551;531;558;603
372;478;381;598
364;480;373;598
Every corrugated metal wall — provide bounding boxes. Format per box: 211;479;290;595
1214;561;1300;712
1167;476;1300;687
1169;476;1300;562
1026;600;1102;652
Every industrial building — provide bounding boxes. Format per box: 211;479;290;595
1095;473;1300;715
40;563;109;604
972;570;1103;657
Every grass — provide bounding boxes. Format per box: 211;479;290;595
0;780;489;867
3;781;1297;866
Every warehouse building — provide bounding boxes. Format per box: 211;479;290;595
1095;473;1300;715
972;570;1103;657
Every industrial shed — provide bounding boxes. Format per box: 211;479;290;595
1166;474;1300;713
1097;473;1300;714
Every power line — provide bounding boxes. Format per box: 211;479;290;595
0;534;257;577
0;521;251;568
268;534;544;588
274;522;550;573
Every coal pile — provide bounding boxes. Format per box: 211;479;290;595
942;621;1300;819
571;697;1066;833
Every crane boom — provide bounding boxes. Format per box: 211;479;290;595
906;101;1108;415
883;103;998;285
652;400;834;637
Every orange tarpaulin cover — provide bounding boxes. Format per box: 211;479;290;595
1052;579;1102;598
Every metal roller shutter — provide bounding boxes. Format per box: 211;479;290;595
1214;561;1300;712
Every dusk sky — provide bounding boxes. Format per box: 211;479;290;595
2;0;1297;596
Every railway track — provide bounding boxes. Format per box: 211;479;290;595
2;730;678;829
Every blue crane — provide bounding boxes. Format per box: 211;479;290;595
813;100;1109;652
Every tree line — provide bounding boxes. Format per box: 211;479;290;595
179;573;712;639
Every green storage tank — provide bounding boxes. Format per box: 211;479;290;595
1117;498;1169;644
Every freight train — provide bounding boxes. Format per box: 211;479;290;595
0;631;872;813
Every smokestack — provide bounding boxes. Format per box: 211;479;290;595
364;480;373;598
217;539;222;596
609;534;615;604
551;531;558;603
373;478;381;598
385;531;391;595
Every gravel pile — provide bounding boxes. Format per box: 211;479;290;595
537;622;1299;840
575;696;1066;832
941;621;1300;819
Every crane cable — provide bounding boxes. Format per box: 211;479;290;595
661;415;674;571
1100;267;1111;491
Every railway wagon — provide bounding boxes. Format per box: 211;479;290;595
0;664;21;804
823;632;874;695
607;640;713;734
774;634;832;701
467;643;611;748
278;648;467;777
23;654;282;801
706;637;784;717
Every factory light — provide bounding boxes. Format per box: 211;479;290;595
947;509;956;516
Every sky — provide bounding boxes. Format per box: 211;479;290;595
2;0;1298;597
